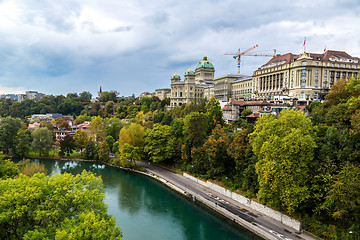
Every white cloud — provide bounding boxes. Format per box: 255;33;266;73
0;0;359;96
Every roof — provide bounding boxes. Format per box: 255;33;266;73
185;67;195;75
259;50;360;69
196;56;214;70
230;100;271;106
172;73;180;79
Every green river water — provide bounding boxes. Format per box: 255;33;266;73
30;159;261;240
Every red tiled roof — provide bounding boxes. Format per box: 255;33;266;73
246;113;260;118
231;100;271;106
259;50;360;69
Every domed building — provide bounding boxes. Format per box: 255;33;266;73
170;56;216;107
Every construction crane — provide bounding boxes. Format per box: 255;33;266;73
225;45;280;74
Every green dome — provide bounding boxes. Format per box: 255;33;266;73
196;56;214;70
185;67;195;75
172;73;180;79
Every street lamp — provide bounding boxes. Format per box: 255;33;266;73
349;231;359;240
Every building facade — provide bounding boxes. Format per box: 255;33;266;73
253;50;360;103
170;56;216;107
18;91;45;103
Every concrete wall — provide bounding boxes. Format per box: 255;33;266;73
183;173;302;232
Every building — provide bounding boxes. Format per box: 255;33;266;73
169;56;251;106
222;99;271;123
231;76;253;100
170;56;216;107
18;91;45;103
155;88;171;100
253;50;360;104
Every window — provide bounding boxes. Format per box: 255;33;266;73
314;92;318;99
332;63;335;67
300;92;305;99
316;62;319;66
324;70;327;74
180;92;182;97
315;82;318;87
315;70;318;74
302;61;306;66
190;87;193;90
325;63;328;67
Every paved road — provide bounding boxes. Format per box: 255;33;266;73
136;161;316;240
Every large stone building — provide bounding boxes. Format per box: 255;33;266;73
253;50;360;104
155;50;360;107
168;56;250;107
18;91;45;103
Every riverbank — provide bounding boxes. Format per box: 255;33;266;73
15;156;317;240
134;161;318;240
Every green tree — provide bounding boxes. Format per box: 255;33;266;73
84;141;98;160
105;135;115;153
183;112;207;147
98;141;110;162
0;153;18;179
59;135;76;157
119;143;137;168
118;123;144;157
79;91;92;102
74;129;87;152
14;129;32;157
0;116;21;153
90;116;107;143
249;110;316;213
203;124;232;177
144;124;172;163
75;114;91;125
322;163;360;228
0;171;122;239
205;97;224;132
31;127;53;156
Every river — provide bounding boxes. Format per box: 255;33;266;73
29;159;261;240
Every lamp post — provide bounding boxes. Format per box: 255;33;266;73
349;231;359;240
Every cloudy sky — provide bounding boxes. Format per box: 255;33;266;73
0;0;359;97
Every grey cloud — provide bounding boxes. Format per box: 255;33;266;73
112;26;133;32
16;0;82;33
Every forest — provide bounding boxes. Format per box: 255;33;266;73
0;76;359;239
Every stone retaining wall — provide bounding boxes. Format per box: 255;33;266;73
183;173;302;232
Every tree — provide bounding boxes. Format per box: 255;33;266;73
90;116;107;143
14;129;32;157
249;110;316;213
144;124;172;163
105;135;115;153
17;159;46;177
322;163;360;228
0;171;122;239
205;97;224;132
98;141;110;162
118;123;144;158
84;141;98;160
31;127;53;156
203;124;231;177
74;114;91;125
0;116;21;153
119;143;137;168
183;112;207;147
79;91;92;102
59;135;75;157
0;153;18;179
73;129;87;152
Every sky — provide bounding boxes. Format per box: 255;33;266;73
0;0;360;97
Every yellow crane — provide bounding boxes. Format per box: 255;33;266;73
225;45;280;74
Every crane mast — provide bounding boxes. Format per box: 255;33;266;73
225;45;258;74
225;46;280;74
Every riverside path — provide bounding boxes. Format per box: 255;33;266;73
136;161;318;240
